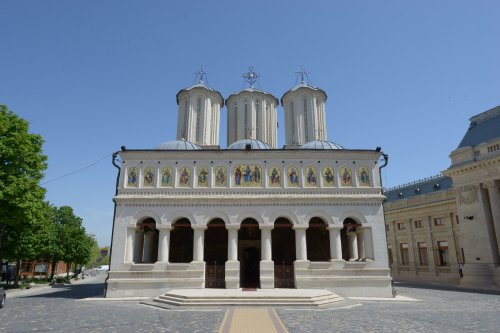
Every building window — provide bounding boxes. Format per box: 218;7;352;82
400;243;409;266
196;97;202;142
434;217;445;226
183;99;189;139
388;247;393;265
234;104;238;138
437;241;449;266
303;98;309;141
290;101;295;143
396;222;405;230
417;242;428;266
244;100;249;137
414;220;423;229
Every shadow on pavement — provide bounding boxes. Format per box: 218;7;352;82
21;281;105;300
395;280;500;296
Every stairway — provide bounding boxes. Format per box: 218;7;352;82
143;288;345;308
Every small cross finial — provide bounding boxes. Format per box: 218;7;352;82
194;65;208;84
295;66;309;84
242;66;260;88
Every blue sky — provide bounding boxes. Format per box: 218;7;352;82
1;1;499;247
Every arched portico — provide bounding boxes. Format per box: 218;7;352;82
169;218;194;263
133;218;159;264
306;217;330;261
238;218;261;288
272;218;296;288
204;219;227;288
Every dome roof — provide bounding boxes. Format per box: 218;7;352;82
227;139;272;150
225;87;279;106
281;83;327;105
175;81;224;106
156;140;202;150
300;140;344;150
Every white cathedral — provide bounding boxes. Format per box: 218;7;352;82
106;67;393;298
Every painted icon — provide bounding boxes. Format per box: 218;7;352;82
161;167;173;187
341;167;353;186
197;166;209;187
322;166;335;186
143;167;155;187
234;165;262;187
179;167;191;187
127;167;138;187
305;166;317;187
269;166;281;186
358;167;370;186
287;166;299;187
214;166;227;187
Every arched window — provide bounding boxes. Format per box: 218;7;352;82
290;101;295;143
303;98;309;142
183;99;189;139
306;218;330;261
169;219;194;263
256;99;261;138
133;218;159;264
341;218;362;261
244;99;250;138
196;97;203;142
234;104;238;138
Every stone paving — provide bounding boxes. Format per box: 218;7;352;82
1;275;499;333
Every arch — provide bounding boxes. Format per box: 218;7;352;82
303;211;334;226
239;218;261;288
272;218;296;288
133;217;159;264
338;211;368;226
236;211;265;226
204;218;228;288
306;217;330;261
168;211;196;225
205;211;230;225
269;212;299;227
340;217;362;261
134;211;161;226
169;218;194;263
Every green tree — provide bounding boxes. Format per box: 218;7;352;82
0;105;48;286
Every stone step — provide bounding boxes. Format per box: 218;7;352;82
146;289;344;308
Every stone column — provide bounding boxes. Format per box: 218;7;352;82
357;229;366;260
192;225;207;262
157;226;171;263
259;225;274;289
484;181;500;255
347;232;358;261
294;226;308;261
364;227;375;260
125;227;135;263
225;224;240;288
133;229;144;263
328;226;343;260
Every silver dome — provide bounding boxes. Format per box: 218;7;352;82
300;140;344;150
227;139;272;150
156;140;202;150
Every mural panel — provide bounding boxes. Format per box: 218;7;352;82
197;166;209;187
269;166;281;187
143;166;155;187
214;166;227;187
358;167;370;186
322;166;335;187
305;166;317;187
127;167;138;187
160;167;173;187
341;167;353;186
178;167;191;187
287;166;299;187
234;164;262;187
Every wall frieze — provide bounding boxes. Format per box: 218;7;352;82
118;202;381;208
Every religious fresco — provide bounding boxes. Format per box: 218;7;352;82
143;166;155;187
287;166;299;187
358;167;370;186
178;167;191;187
197;166;209;187
322;166;335;187
127;167;138;187
160;167;173;187
340;167;353;186
305;166;317;187
214;166;227;187
269;166;281;187
234;164;262;187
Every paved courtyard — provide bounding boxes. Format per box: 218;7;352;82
1;274;499;332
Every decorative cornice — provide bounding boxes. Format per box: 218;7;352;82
120;202;381;208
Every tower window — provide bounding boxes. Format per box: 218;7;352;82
196;97;202;142
303;98;309;141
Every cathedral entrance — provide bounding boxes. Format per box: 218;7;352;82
238;219;261;288
204;219;227;288
272;218;296;288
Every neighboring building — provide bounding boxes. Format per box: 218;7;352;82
106;67;393;298
384;175;463;284
19;260;68;278
443;105;500;288
384;105;500;289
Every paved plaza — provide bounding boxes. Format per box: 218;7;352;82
1;273;499;332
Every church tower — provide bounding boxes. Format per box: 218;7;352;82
175;66;224;148
226;67;279;148
282;67;328;148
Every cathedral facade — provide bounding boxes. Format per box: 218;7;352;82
106;68;393;298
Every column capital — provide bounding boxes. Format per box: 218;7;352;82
191;224;207;231
482;180;498;190
226;224;240;231
327;225;343;231
157;225;172;231
259;224;274;231
292;225;308;231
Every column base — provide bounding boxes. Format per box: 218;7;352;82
260;260;274;289
225;260;240;289
330;259;346;269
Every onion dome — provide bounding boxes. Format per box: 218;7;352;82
300;140;344;150
156;140;201;150
227;139;272;150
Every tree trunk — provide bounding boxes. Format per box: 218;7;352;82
14;259;21;288
50;259;57;280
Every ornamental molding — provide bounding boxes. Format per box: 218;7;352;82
456;184;479;205
119;202;381;208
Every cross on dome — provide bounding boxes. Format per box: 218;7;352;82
194;65;208;84
295;66;310;84
242;66;260;88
